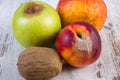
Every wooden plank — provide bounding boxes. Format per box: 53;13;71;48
0;0;120;80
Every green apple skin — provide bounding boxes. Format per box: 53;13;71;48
12;1;61;48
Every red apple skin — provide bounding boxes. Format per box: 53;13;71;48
56;22;101;67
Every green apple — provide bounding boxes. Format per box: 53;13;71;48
12;1;61;48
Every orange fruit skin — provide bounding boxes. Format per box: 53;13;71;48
57;0;107;31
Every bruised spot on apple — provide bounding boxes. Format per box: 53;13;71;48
12;1;61;48
24;2;44;16
56;22;101;67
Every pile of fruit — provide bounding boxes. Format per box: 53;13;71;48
12;0;107;80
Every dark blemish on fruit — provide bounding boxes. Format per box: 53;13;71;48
77;33;82;38
96;71;102;78
25;5;40;14
24;2;44;16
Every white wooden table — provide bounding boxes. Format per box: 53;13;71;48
0;0;120;80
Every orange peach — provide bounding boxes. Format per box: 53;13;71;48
57;0;107;31
56;22;101;67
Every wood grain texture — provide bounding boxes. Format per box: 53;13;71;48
0;0;120;80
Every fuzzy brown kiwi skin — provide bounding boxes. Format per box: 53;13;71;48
17;47;63;80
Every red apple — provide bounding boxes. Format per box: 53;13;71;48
56;22;101;67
